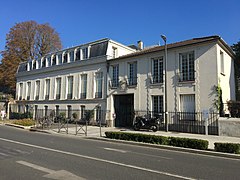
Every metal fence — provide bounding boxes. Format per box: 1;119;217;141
167;112;219;135
134;111;219;135
33;108;110;136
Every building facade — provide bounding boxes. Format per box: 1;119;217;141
15;38;135;123
106;36;235;127
15;36;236;127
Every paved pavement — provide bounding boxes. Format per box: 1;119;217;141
29;124;240;150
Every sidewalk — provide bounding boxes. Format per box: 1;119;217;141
38;125;240;150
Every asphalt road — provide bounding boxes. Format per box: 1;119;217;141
0;125;239;180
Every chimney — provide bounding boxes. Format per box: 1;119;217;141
137;40;143;50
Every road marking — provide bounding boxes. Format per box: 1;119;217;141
0;137;195;179
17;161;85;180
104;147;127;153
0;152;9;156
17;161;54;174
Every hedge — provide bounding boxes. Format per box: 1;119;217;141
214;142;240;154
105;132;208;150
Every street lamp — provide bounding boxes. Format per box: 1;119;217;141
161;35;168;132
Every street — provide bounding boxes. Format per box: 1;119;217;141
0;125;239;180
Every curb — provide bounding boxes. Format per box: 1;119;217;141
29;128;52;134
5;123;31;130
87;137;240;160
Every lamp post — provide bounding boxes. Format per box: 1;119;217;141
161;35;168;132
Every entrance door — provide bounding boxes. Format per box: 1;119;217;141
114;94;134;127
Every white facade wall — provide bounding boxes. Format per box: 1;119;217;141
16;39;135;120
107;41;236;126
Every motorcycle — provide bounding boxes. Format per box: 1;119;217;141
133;113;163;132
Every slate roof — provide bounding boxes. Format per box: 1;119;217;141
112;35;235;60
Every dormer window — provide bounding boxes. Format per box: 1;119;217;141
33;61;36;70
47;57;51;67
42;58;46;68
58;54;62;65
70;51;74;62
112;47;118;58
28;61;32;71
82;47;88;60
63;53;68;63
52;55;56;65
75;49;80;61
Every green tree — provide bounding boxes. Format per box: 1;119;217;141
0;21;62;95
232;41;240;100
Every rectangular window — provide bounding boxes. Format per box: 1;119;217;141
67;105;72;119
42;59;46;68
19;83;23;100
95;72;103;98
56;78;61;100
152;96;163;116
52;55;56;65
56;105;59;117
220;51;224;74
75;49;80;61
35;81;40;100
44;105;48;117
82;47;88;60
96;106;102;122
47;57;51;67
179;51;195;82
180;94;195;120
27;82;31;100
70;51;74;62
63;53;68;63
67;76;73;99
112;47;117;58
45;79;50;100
112;65;119;88
80;105;85;119
152;57;163;84
80;74;87;99
58;54;62;65
128;62;137;86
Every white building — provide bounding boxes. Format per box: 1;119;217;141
15;35;236;127
15;38;135;123
106;36;235;127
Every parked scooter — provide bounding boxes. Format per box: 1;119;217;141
133;113;163;132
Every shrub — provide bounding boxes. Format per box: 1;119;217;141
227;100;240;117
105;132;168;146
10;112;33;119
168;137;208;150
105;131;208;150
214;142;240;154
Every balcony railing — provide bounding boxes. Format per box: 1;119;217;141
67;93;73;99
178;72;195;82
109;79;119;88
150;75;163;84
80;93;86;99
127;77;137;86
95;92;102;98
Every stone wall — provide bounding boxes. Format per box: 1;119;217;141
219;117;240;138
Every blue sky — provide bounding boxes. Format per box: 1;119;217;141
0;0;239;59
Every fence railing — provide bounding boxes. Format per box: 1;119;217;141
134;111;219;135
